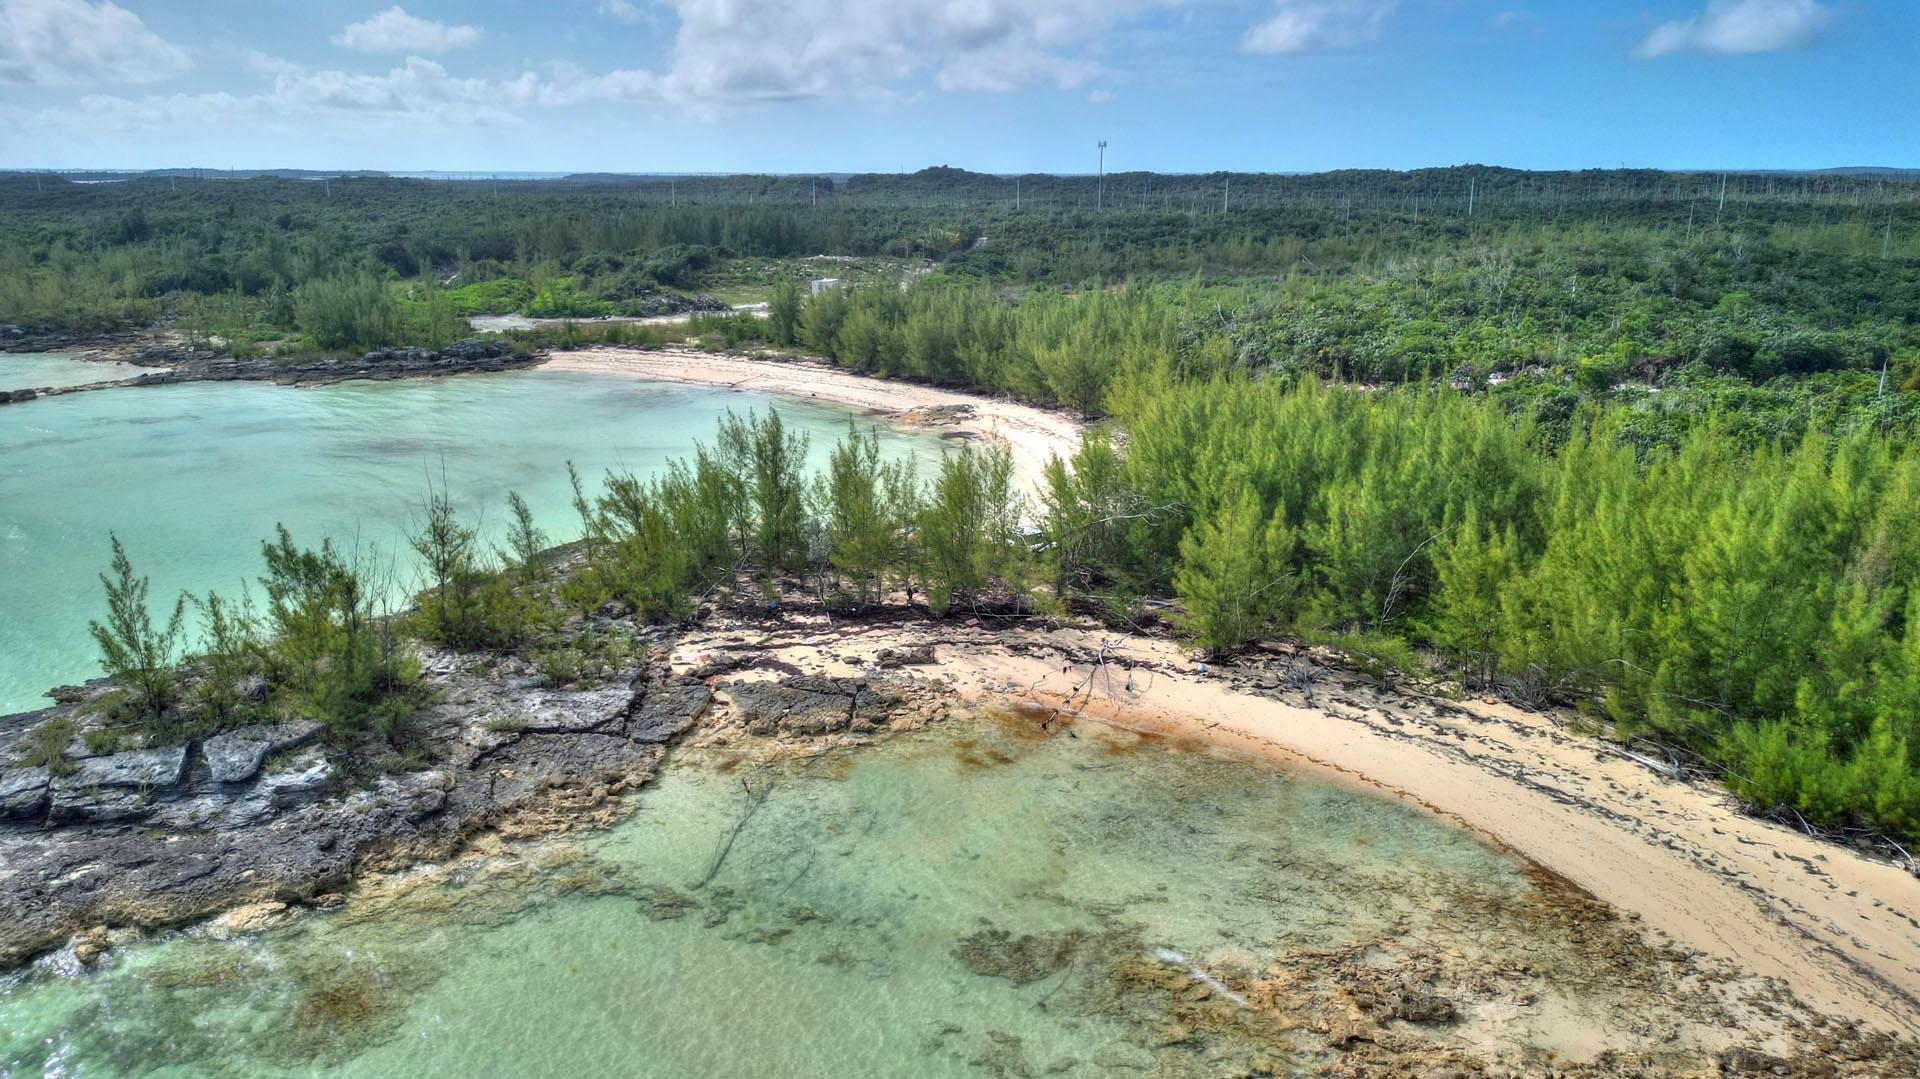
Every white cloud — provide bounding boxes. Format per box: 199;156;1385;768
0;0;190;85
601;0;643;21
1635;0;1830;59
2;55;536;142
333;6;483;55
1241;0;1396;54
648;0;1155;102
1;0;1169;147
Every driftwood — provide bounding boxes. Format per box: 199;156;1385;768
696;775;771;888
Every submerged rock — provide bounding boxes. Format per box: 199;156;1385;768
954;926;1087;985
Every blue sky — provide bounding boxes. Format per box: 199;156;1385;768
0;0;1911;172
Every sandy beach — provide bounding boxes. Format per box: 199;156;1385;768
661;615;1920;1042
538;347;1084;491
541;347;1920;1039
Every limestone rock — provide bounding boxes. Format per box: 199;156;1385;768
518;688;633;733
214;901;289;936
71;926;111;966
0;767;50;819
65;745;187;788
629;684;711;743
259;749;333;807
875;644;937;668
727;675;903;737
46;746;189;822
202;721;323;783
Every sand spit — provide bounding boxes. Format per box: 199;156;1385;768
538;347;1083;491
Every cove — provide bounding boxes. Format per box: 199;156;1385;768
0;352;142;392
0;714;1557;1077
0;368;947;713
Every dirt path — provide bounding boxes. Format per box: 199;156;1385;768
537;347;1082;492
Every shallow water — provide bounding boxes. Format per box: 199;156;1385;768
0;352;142;392
0;717;1542;1077
0;370;946;713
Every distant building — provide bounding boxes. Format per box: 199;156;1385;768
809;277;842;296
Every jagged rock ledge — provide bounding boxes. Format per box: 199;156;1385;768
0;637;929;969
0;328;543;405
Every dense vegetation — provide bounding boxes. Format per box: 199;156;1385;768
19;165;1920;847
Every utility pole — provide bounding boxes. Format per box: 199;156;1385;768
1097;140;1107;211
1223;175;1230;213
1716;173;1727;224
1014;175;1020;211
811;178;817;207
671;179;676;207
1467;176;1476;218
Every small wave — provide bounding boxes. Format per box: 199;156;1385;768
1152;947;1248;1008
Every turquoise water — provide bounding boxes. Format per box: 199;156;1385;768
0;717;1542;1077
0;370;946;713
0;353;142;392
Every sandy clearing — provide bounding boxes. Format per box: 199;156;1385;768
539;347;1083;492
667;616;1920;1038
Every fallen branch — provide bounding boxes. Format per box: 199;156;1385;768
696;775;771;889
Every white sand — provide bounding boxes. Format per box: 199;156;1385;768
537;347;1082;492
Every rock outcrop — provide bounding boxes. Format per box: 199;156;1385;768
0;648;705;967
203;720;322;783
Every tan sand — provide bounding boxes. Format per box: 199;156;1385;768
665;616;1920;1039
537;347;1083;492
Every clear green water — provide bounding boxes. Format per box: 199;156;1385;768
0;718;1534;1077
0;353;141;392
0;370;946;713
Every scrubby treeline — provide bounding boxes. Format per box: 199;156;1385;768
1074;372;1920;841
5;166;1916;391
75;392;1920;843
70;411;1030;752
778;275;1915;440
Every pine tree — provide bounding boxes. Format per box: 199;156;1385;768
89;535;186;725
1173;488;1294;656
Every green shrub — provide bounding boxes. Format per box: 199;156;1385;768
17;719;79;776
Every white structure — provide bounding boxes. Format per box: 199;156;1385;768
809;277;842;296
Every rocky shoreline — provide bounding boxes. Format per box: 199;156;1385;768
0;610;940;969
9;601;1920;1071
0;325;542;404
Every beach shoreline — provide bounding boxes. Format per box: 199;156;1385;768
537;346;1084;491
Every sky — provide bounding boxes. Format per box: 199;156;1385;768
0;0;1912;173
